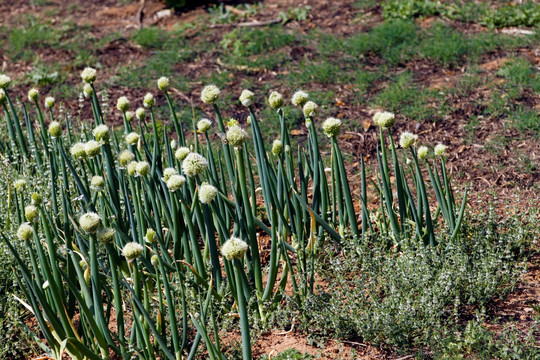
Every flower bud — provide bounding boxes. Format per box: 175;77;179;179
143;93;154;108
417;146;429;160
136;161;150;177
125;132;140;145
272;139;283;156
14;179;27;192
85;140;101;157
80;67;97;84
292;90;308;107
25;205;39;223
28;88;39;102
157;76;169;91
117;96;130;112
93;124;110;143
151;254;159;266
0;89;6;104
201;85;220;104
125;110;133;122
118;150;135;166
226;124;248;147
127;161;137;176
32;192;43;205
182;152;208;177
322;117;342;138
239;89;254;107
70;142;86;159
170;139;177;150
434;143;447;157
167;174;186;192
91;175;105;191
302;101;318;118
83;84;93;98
48;121;62;138
268;91;284;109
17;223;33;241
0;74;11;89
97;227;115;244
373;111;395;129
122;242;144;261
79;212;101;234
221;236;249;260
44;96;55;109
197;118;212;133
175;147;190;161
145;228;156;243
135;107;146;121
399;132;418;149
199;183;218;204
162;167;178;182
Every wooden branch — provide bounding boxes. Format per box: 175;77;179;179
210;18;281;28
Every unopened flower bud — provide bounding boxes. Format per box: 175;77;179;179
125;110;133;122
201;85;220;104
93;124;110;143
17;223;33;241
292;90;309;107
268;91;284;109
135;107;146;121
122;242;144;261
80;67;97;84
136;161;150;177
417;146;429;160
157;76;169;91
125;132;140;145
226;125;248;147
146;228;156;243
0;74;11;89
272;139;283;156
79;212;101;234
48;121;62;138
221;236;249;260
143;93;154;108
322;117;342;138
44;96;55;109
162;167;178;182
118;150;135;166
182;153;208;177
373;111;395;129
303;101;318;118
399;132;418;149
199;183;217;204
97;227;115;244
127;161;137;176
28;88;39;102
91;175;105;191
83;84;93;98
175;147;190;161
14;179;27;192
434;143;447;157
117;96;130;112
25;205;39;223
197;118;212;133
85;140;101;157
32;192;42;205
167;174;186;191
239;89;254;107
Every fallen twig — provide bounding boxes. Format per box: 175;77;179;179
210;18;281;28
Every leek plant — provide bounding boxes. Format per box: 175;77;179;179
0;68;467;360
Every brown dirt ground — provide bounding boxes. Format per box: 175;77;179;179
1;1;538;359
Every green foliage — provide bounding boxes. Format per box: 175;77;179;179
294;209;537;350
133;26;169;49
482;2;540;28
383;0;540;28
259;348;313;360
